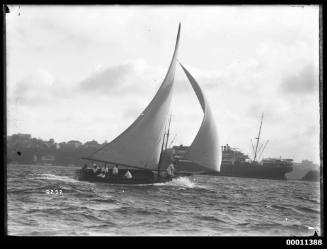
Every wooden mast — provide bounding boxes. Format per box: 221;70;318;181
157;127;167;178
157;114;172;178
164;114;172;151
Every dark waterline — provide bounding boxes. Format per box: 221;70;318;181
7;164;321;236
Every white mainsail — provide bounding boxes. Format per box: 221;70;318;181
179;63;221;172
86;24;181;170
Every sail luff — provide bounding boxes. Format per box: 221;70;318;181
179;63;221;172
86;24;181;170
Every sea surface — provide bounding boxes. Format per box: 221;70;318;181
7;164;321;236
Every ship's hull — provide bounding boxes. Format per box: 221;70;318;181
173;161;293;180
301;170;320;182
217;163;293;180
76;169;175;184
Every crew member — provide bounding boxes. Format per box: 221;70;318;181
124;170;132;179
112;164;119;176
97;165;106;178
93;163;99;173
101;165;106;174
166;161;176;177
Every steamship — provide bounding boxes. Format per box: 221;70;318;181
163;113;293;180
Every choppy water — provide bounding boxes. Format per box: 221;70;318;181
7;164;321;236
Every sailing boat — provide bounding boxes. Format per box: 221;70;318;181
77;23;181;184
77;24;221;184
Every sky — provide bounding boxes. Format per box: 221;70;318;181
6;5;320;164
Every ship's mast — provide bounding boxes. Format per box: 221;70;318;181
164;114;172;151
157;126;167;178
157;114;172;177
253;113;264;163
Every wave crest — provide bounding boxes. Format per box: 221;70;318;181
155;176;195;188
33;173;80;184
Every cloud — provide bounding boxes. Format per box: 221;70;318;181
77;63;136;94
279;64;318;94
9;69;72;106
9;60;162;107
75;59;169;98
246;102;289;124
11;69;55;105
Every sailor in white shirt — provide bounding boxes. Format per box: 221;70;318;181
166;162;175;177
93;163;99;173
97;165;106;178
112;164;119;175
124;170;132;179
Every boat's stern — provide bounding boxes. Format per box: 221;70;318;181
75;169;85;180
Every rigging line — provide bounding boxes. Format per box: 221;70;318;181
164;114;172;151
258;139;267;156
157;124;168;177
158;113;172;170
253;113;264;162
258;140;269;161
169;134;177;147
257;143;264;157
250;139;255;158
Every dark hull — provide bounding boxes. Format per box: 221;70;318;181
77;169;175;184
301;170;320;182
217;165;291;180
174;161;293;180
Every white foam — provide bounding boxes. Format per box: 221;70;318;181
34;173;80;184
154;177;196;188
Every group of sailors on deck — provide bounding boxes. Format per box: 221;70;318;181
82;163;133;179
81;161;176;180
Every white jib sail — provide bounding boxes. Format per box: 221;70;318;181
179;63;221;172
87;24;181;170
